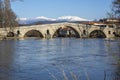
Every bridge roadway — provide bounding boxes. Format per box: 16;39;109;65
0;22;116;39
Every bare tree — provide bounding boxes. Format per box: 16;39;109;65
0;0;4;28
0;0;19;31
107;0;120;36
107;0;120;26
112;0;120;18
4;0;18;30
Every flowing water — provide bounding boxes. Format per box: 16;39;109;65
0;38;120;80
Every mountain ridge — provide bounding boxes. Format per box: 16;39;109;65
18;16;90;25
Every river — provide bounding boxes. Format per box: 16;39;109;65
0;38;120;80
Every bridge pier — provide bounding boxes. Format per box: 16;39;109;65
45;34;52;39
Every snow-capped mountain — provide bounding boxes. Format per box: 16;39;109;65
57;16;87;21
18;16;89;25
36;16;56;21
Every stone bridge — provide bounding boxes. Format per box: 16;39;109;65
0;22;116;39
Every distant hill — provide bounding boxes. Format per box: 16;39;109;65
18;16;91;26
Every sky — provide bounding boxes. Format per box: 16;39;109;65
11;0;113;20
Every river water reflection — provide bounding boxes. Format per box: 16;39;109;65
0;38;120;80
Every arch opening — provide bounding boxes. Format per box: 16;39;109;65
89;30;106;38
53;26;80;38
7;32;15;37
24;30;44;38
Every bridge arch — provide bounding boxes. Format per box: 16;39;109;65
7;32;15;37
24;30;44;38
89;30;106;38
52;26;80;38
